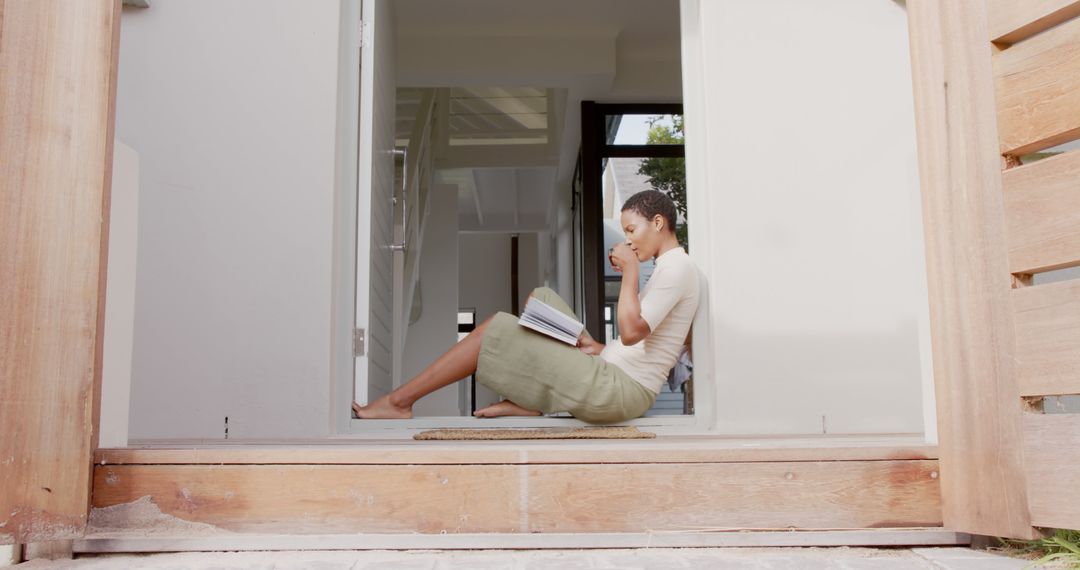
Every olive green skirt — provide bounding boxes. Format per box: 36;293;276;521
475;287;656;424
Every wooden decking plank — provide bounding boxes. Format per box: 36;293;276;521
91;460;942;534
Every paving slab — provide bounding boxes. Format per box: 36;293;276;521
16;547;1029;570
912;547;1029;569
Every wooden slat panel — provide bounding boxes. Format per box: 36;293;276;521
994;15;1080;156
1022;413;1080;529
907;0;1037;539
91;461;942;534
987;0;1080;45
93;437;938;465
1013;280;1080;396
0;0;120;544
1003;150;1080;274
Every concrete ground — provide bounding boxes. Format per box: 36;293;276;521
14;547;1033;569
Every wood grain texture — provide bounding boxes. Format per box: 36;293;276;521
525;462;942;532
993;15;1080;156
1003;150;1080;274
0;0;121;545
906;0;1037;539
1022;413;1080;529
988;0;1080;45
91;461;942;534
1012;280;1080;396
94;437;937;465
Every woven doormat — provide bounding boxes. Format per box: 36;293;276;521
413;426;656;440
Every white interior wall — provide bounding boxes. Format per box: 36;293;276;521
682;0;932;435
458;233;510;410
517;233;541;311
458;234;544;322
458;232;541;409
554;187;578;312
401;185;461;416
118;0;341;439
536;230;553;288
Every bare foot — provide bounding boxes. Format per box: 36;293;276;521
353;395;412;419
473;400;542;418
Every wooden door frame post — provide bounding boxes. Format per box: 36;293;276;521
0;0;121;544
905;0;1037;539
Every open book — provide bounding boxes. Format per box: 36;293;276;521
518;297;584;346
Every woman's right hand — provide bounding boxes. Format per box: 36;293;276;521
576;332;605;356
609;243;638;274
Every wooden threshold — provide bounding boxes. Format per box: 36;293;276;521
89;436;942;536
101;434;936;465
93;461;941;534
75;529;969;553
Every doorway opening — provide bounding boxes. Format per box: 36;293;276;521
349;0;692;430
102;0;933;442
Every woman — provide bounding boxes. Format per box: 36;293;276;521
353;190;700;423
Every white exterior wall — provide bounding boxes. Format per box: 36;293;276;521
111;0;934;436
99;141;139;447
118;1;341;439
682;0;933;435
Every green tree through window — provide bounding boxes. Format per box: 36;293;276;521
637;115;687;248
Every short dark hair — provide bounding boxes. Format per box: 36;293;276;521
621;190;677;234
